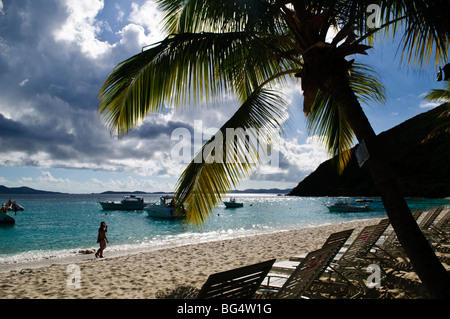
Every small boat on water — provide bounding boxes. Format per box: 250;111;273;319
326;201;372;212
99;195;145;211
4;199;24;212
223;198;244;208
145;195;185;219
1;205;15;224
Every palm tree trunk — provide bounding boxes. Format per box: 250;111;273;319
326;73;450;298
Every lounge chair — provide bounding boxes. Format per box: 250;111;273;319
321;221;390;296
380;206;444;255
196;259;275;299
334;219;390;265
265;229;355;277
330;225;378;271
369;211;423;265
423;208;450;248
266;220;389;287
290;229;355;262
378;210;423;250
261;243;342;299
418;207;444;231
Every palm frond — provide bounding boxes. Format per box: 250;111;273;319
306;63;386;173
99;31;287;136
306;90;354;174
99;29;298;137
376;0;450;67
349;63;387;106
98;34;214;137
175;88;288;226
424;90;450;103
424;81;450;102
157;0;285;34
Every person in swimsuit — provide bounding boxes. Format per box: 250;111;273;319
95;221;108;258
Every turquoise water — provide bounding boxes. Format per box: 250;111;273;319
0;193;448;266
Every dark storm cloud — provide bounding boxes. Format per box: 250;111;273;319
0;0;322;187
0;0;171;172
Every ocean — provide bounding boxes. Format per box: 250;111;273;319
1;193;449;270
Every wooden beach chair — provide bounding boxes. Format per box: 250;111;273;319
259;229;353;295
423;208;450;248
290;229;355;262
259;243;342;299
321;222;391;296
331;219;390;265
262;221;389;298
267;220;388;280
379;210;423;248
265;229;354;277
369;211;423;265
196;259;275;299
418;207;444;231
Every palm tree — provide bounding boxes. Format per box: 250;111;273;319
98;1;450;297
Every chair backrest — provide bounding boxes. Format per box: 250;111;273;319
359;218;390;256
419;207;443;230
412;210;424;220
196;259;276;299
338;225;378;265
275;243;341;299
322;228;354;248
432;209;450;230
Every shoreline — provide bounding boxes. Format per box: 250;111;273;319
0;216;384;273
0;218;382;299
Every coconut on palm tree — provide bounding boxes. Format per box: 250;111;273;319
98;1;450;297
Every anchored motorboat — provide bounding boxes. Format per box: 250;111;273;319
145;195;185;219
326;201;372;212
223;198;244;208
99;195;145;211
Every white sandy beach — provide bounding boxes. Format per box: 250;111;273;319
0;218;385;299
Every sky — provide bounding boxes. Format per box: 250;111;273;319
0;0;445;194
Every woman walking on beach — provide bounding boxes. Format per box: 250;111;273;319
95;221;108;258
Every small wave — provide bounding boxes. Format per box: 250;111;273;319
0;227;283;266
0;248;93;265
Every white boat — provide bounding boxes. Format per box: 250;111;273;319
223;198;244;208
5;199;24;212
145;195;185;219
1;205;15;224
99;195;145;211
326;201;372;212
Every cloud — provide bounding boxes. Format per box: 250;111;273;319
248;134;330;184
19;78;29;86
420;101;441;109
37;171;70;184
116;23;153;51
54;0;111;59
128;1;165;41
115;3;125;22
0;0;323;192
0;0;4;15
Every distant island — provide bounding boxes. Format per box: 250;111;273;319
99;190;173;195
0;185;66;195
228;188;291;194
289;103;450;198
0;185;292;195
99;188;292;195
